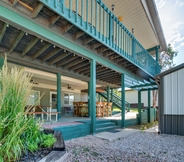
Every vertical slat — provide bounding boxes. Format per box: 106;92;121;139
86;0;88;30
54;0;57;8
95;1;98;36
75;0;78;23
100;4;102;39
103;9;106;39
109;12;112;46
69;0;72;18
81;0;84;26
106;12;109;43
91;0;94;32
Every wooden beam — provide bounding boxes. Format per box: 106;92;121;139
69;61;89;71
83;37;93;45
91;42;101;50
97;46;108;54
75;65;89;73
22;37;39;57
109;54;119;60
73;31;85;40
79;68;90;74
63;58;83;69
0;23;7;44
9;31;25;53
49;14;60;27
56;55;76;67
31;3;44;18
96;70;112;76
32;43;51;60
98;73;119;79
103;50;114;57
62;23;73;34
41;48;62;63
49;51;70;65
96;67;106;73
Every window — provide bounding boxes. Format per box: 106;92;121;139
27;91;40;105
64;93;74;105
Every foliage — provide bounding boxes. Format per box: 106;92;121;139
0;59;56;162
127;121;158;130
159;43;178;70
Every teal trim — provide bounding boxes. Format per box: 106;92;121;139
90;59;96;134
121;74;125;128
0;5;146;82
38;0;160;77
57;73;61;119
88;81;90;117
107;86;110;102
130;83;156;88
148;90;151;123
156;47;159;62
147;45;160;53
138;90;141;125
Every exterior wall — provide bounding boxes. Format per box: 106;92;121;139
126;90;158;107
159;68;184;135
81;92;88;102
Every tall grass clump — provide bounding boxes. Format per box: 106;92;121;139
0;59;56;162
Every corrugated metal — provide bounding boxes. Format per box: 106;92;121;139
161;115;184;136
163;68;184;115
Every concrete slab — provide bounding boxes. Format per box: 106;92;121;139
144;126;158;133
94;128;140;141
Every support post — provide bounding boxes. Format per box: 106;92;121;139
111;88;113;102
90;59;96;134
121;74;125;128
107;86;110;102
57;73;61;119
138;90;141;125
156;46;159;62
88;81;90;117
132;38;136;60
148;90;151;123
0;52;5;69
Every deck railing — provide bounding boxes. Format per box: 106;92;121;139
40;0;161;76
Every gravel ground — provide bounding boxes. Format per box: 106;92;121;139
65;131;184;162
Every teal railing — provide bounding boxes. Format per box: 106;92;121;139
97;91;130;112
40;0;160;76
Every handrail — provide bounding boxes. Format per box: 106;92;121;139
40;0;161;76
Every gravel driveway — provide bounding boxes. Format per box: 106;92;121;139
64;131;184;162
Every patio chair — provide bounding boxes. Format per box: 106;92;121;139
64;107;72;115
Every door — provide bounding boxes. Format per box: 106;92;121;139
50;91;57;108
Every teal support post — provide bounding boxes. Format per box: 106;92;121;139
0;53;5;69
90;59;96;134
121;74;125;128
148;90;151;123
138;90;141;125
57;73;61;119
111;88;113;102
107;86;110;102
156;46;159;62
132;38;136;60
88;81;90;117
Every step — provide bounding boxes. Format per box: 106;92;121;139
96;125;120;133
96;119;112;123
96;122;116;128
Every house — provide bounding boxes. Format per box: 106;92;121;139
0;0;166;134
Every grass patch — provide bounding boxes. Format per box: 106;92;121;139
127;121;158;130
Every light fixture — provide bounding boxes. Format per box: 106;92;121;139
82;57;84;59
132;28;134;34
64;49;66;52
118;16;123;22
41;39;43;42
6;24;9;27
73;54;75;56
53;45;56;48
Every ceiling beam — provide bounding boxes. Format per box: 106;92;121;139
69;61;89;71
32;43;51;60
57;56;77;68
97;46;108;54
61;23;73;34
22;37;39;57
96;70;112;76
91;42;101;50
49;14;60;27
9;31;25;53
75;65;89;73
49;51;70;65
103;50;114;57
0;23;7;44
41;48;62;63
83;37;93;45
31;3;44;18
73;31;85;40
79;68;90;74
63;58;83;69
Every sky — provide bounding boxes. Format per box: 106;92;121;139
155;0;184;65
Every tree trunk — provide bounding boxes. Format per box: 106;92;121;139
152;90;158;108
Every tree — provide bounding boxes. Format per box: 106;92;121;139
152;44;178;108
